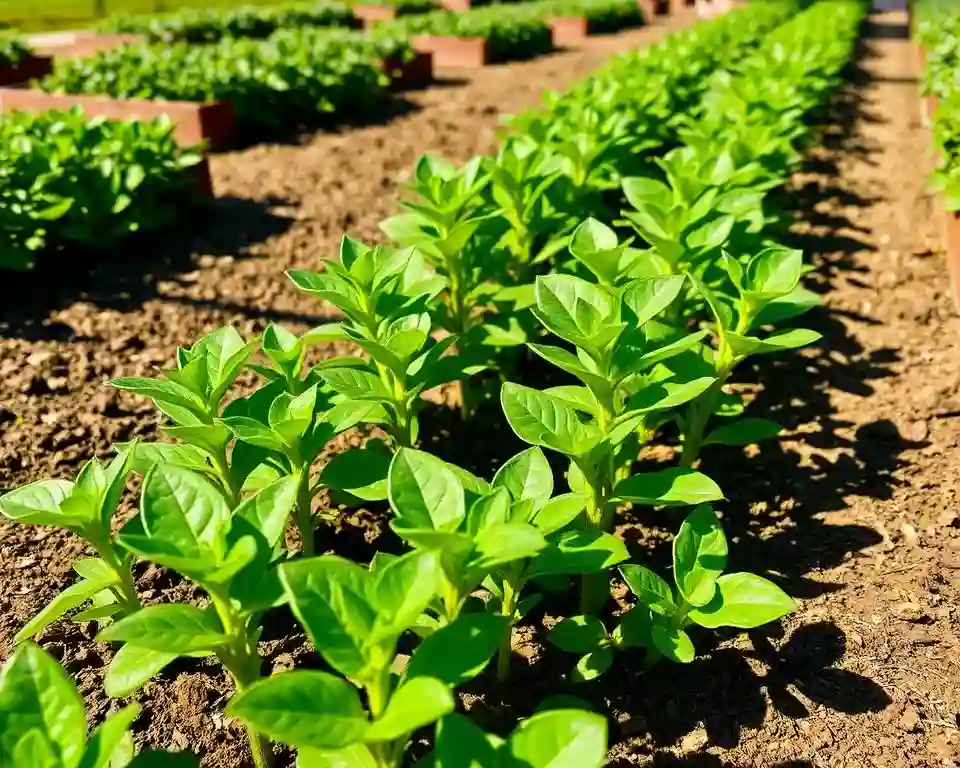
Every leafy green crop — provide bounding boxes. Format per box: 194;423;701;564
0;449;141;641
0;642;198;768
100;2;356;43
0;3;868;766
0;109;202;271
386;6;554;62
39;30;389;131
533;0;644;30
917;0;960;209
0;34;31;65
549;505;793;672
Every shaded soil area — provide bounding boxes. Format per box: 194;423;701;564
2;9;959;768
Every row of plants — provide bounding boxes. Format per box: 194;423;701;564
101;2;366;43
36;29;394;132
382;3;554;60
0;109;204;271
916;0;960;209
0;2;866;767
537;0;645;31
0;33;31;65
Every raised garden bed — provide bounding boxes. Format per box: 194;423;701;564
354;1;439;26
411;34;492;66
543;0;646;44
27;31;143;61
549;16;597;44
381;50;434;88
0;54;52;85
0;88;235;149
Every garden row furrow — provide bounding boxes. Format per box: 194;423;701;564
0;2;867;767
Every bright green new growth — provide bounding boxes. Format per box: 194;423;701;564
0;642;198;768
0;449;141;642
501;268;724;532
549;505;794;672
228;550;506;768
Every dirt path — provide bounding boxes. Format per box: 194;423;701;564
624;12;960;767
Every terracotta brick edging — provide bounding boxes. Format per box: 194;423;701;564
411;35;492;67
354;5;401;26
28;32;144;61
0;56;54;86
380;52;434;90
549;16;597;46
441;0;473;10
0;88;235;150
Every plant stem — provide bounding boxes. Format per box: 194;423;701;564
90;534;141;616
496;581;518;683
294;469;315;557
212;597;272;768
212;444;239;507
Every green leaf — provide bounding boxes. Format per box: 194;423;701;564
501;383;599;457
372;550;442;641
673;505;728;608
650;624;695;664
466;488;512;536
549;615;607;653
14;571;115;644
530;494;585;534
319;368;392;402
492;448;554;510
389;449;466;532
621;276;687;327
79;703;140;768
0;479;75;527
227;671;369;751
612;468;723;506
570;647;614;683
703;418;781;447
320;443;391;503
688;573;794;629
528;530;628;577
506;709;608;767
745;246;803;298
0;643;86;768
139;465;231;563
233;476;299;551
104;645;179;698
366;677;454;743
99;604;227;654
533;274;616;347
619;565;676;617
280;556;376;680
405;613;508;687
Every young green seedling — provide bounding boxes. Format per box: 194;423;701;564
0;448;140;642
380;155;510;417
0;642;199;768
228;550;508;768
549;505;794;673
218;378;377;555
386;446;628;679
501;272;724;532
289;236;474;447
424;708;608;768
677;245;821;467
481;447;629;681
484;135;569;283
100;466;300;768
111;326;259;505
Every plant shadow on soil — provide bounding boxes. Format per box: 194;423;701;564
407;26;899;760
0;194;296;342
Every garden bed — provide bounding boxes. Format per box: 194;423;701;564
0;54;52;85
0;87;235;149
411;33;492;66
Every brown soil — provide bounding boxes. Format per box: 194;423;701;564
1;10;959;768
